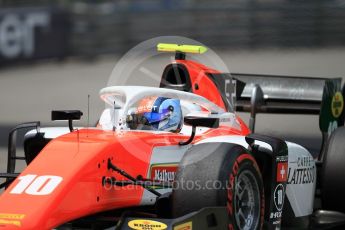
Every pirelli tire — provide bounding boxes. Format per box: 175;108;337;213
172;143;264;230
321;126;345;212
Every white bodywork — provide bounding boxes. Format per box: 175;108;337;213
26;127;73;139
197;135;316;217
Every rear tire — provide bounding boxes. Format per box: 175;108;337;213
322;127;345;212
172;143;264;230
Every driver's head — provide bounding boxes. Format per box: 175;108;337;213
126;96;182;133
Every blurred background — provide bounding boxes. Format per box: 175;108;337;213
1;0;345;171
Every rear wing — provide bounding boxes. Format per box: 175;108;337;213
209;73;344;160
232;73;328;115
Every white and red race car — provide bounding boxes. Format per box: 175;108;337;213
0;42;345;230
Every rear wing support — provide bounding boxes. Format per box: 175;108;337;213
249;84;265;132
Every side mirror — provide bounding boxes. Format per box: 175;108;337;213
183;116;219;128
180;116;220;146
51;110;83;132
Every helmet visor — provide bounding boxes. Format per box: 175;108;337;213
143;109;171;124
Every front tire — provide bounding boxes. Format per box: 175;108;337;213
172;143;264;230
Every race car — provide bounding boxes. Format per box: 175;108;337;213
0;42;345;230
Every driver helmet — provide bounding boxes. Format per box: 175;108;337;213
126;96;183;133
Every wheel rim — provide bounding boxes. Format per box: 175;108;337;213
233;170;260;230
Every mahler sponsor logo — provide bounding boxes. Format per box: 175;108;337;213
150;164;178;182
154;169;176;182
287;157;315;184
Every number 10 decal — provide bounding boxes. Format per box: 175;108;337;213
10;174;63;195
